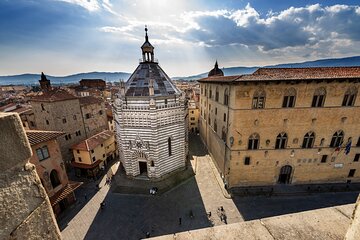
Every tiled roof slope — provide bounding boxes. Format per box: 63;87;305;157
198;67;360;83
79;96;102;105
31;89;78;102
238;67;360;81
197;75;241;83
71;130;114;151
125;63;181;97
26;130;65;146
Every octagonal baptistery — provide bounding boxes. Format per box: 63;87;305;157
114;28;188;179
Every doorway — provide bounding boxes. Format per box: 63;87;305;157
278;165;292;184
139;161;147;175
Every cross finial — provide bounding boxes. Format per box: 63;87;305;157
145;25;148;42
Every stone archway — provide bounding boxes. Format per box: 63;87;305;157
133;150;148;176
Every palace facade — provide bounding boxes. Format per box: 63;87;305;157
199;65;360;189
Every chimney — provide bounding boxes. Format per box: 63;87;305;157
120;80;125;96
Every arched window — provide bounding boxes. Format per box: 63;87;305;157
168;137;172;156
50;170;61;188
214;119;218;133
302;132;315;148
221;126;227;142
312;87;326;107
275;132;287;149
150;161;154;167
342;87;357;107
248;133;260;150
330;130;344;147
215;87;219;102
282;88;296;108
205;86;207;97
252;89;266;109
209;87;212;99
223;88;229;106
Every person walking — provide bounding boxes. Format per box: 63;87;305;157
179;217;182;225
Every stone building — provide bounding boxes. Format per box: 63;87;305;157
30;88;86;163
79;96;108;137
30;74;108;163
26;130;81;217
199;66;360;189
114;28;187;179
71;130;116;177
188;99;199;133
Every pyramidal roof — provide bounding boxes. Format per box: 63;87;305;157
125;27;181;97
125;63;181;97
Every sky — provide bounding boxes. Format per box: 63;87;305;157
0;0;360;77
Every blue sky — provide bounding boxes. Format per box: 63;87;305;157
0;0;360;77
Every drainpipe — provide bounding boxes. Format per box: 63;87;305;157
79;105;88;138
224;83;231;188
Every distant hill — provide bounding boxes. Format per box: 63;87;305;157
1;56;360;85
173;56;360;80
0;72;131;86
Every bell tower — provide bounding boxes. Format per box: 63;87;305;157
39;72;51;92
141;26;155;62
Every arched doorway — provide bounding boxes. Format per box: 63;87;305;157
50;170;61;188
278;165;292;184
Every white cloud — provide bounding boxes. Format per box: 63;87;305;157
229;3;260;27
99;2;360;66
56;0;118;14
57;0;100;12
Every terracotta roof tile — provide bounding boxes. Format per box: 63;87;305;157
198;67;360;83
71;130;114;151
237;67;360;81
31;89;78;102
79;96;103;105
197;75;241;83
26;130;65;145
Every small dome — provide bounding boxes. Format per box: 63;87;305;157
208;61;224;77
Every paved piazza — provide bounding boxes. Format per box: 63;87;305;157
60;135;359;240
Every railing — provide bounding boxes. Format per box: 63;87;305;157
139;58;159;63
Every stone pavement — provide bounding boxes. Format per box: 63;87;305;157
59;134;360;239
60;154;243;239
60;162;120;240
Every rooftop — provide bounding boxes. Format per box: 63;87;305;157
125;63;181;97
30;88;78;102
78;96;103;106
198;66;360;83
71;130;114;151
26;130;65;146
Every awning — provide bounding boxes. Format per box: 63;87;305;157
49;181;82;206
71;159;102;169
